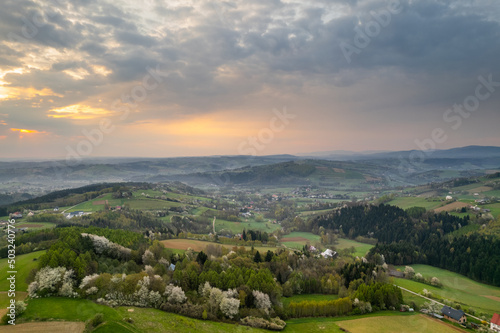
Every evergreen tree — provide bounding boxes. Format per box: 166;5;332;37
254;251;262;263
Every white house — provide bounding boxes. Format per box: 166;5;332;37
321;249;337;258
491;313;500;332
445;195;453;200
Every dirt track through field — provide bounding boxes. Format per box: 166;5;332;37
483;295;500;302
1;321;85;332
16;224;44;228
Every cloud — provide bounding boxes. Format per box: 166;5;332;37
0;0;499;157
48;104;113;119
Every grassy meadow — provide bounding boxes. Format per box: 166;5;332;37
0;251;44;291
394;264;500;316
281;232;321;250
334;238;374;257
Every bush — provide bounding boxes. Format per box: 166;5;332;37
84;313;104;332
91;313;104;327
240;316;286;331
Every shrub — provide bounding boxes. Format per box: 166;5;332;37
240;316;286;331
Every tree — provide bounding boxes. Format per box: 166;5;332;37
430;277;441;287
254;251;262;263
252;290;271;314
265;250;274;262
404;266;415;279
164;284;186;304
220;297;240;319
197;251;208;265
14;301;27;316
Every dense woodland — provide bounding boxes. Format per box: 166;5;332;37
311;204;500;286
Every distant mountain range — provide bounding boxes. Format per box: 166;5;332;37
0;145;498;204
299;145;500;160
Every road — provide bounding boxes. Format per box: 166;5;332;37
395;285;484;322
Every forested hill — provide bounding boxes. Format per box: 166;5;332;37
312;204;500;286
311;204;468;244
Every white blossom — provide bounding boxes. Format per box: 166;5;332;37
220;297;240;319
252;290;271;314
164;284;186;304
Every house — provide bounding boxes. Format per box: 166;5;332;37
446;195;453;200
27;211;34;217
9;212;22;219
491;313;500;332
66;211;84;219
53;207;59;212
441;306;466;324
321;249;337;258
388;269;404;278
168;264;176;271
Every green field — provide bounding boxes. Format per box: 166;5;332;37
335;313;465;333
0;292;27;309
132;189;209;202
0;251;44;291
394;264;500;316
284;312;419;333
282;294;339;306
334;238;374;257
388;197;443;210
281;232;321;250
481;202;500;217
400;289;427;309
65;192;188;213
15;297;268;332
215;218;281;234
127;198;184;210
16;222;56;229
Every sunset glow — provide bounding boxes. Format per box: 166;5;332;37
0;0;498;158
48;104;113;120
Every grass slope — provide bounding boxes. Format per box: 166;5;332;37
284;312;415;333
395;264;500;316
335;238;374;257
0;251;44;291
281;232;321;250
15;297;268;332
336;314;465;333
282;294;339;306
388;197;444;210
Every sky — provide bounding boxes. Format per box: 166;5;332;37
0;0;499;159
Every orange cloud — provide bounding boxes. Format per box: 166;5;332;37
48;104;113;120
10;128;48;138
0;86;62;101
0;135;6;140
11;128;45;134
